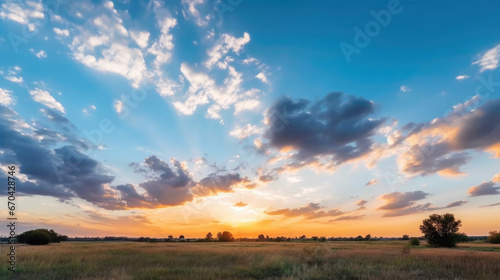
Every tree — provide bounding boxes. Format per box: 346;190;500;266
17;229;52;245
17;228;67;245
217;231;234;242
488;231;500;244
365;234;371;240
205;232;213;241
179;235;185;239
257;234;265;241
419;213;462;247
402;235;409;240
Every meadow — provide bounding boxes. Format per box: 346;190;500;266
1;241;500;279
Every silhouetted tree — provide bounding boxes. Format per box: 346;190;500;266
179;235;185;239
217;231;234;242
365;234;371;240
300;235;306;240
420;213;462;247
311;236;318;241
205;232;213;241
257;234;265;241
17;228;68;245
402;235;409;240
488;231;500;244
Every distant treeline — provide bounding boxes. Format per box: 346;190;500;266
59;234;488;243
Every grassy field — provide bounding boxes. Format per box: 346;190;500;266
1;241;500;279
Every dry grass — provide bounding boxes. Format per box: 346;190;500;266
1;241;499;279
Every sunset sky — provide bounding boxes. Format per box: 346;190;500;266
1;0;500;238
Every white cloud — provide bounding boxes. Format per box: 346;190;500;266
474;44;500;72
74;43;147;88
205;32;250;69
113;100;123;113
104;1;114;10
35;50;47;58
242;57;258;65
174;63;261;119
234;99;259;115
182;0;208;26
3;66;23;83
156;75;179;97
69;4;148;88
0;0;44;25
29;88;65;113
255;71;268;84
5;76;23;83
230;124;264;139
400;85;409;93
53;27;69;37
456;75;470;81
0;88;14;106
148;17;177;68
130;31;150;49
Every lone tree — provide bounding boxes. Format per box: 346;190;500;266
17;229;68;245
488;231;500;244
217;231;234;242
419;213;462;247
257;234;265;241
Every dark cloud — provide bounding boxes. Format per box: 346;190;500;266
378;191;468;217
480;202;500;208
382;203;435;217
329;215;365;222
467;181;500;197
40;108;74;127
365;179;378;186
378;191;429;210
194;173;253;196
135;156;195;206
234;201;247;207
445;200;467;208
453;99;500;151
258;174;277;182
397;98;500;176
263;92;385;171
265;202;344;219
357;199;368;210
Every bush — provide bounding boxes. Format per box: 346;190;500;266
17;229;67;245
410;238;420;246
488;231;500;244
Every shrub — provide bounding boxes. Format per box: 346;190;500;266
410;238;420;246
488;231;500;244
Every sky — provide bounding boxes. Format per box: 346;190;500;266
0;0;500;238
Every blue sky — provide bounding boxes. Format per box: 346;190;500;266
1;0;500;237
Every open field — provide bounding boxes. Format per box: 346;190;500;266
1;241;500;279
